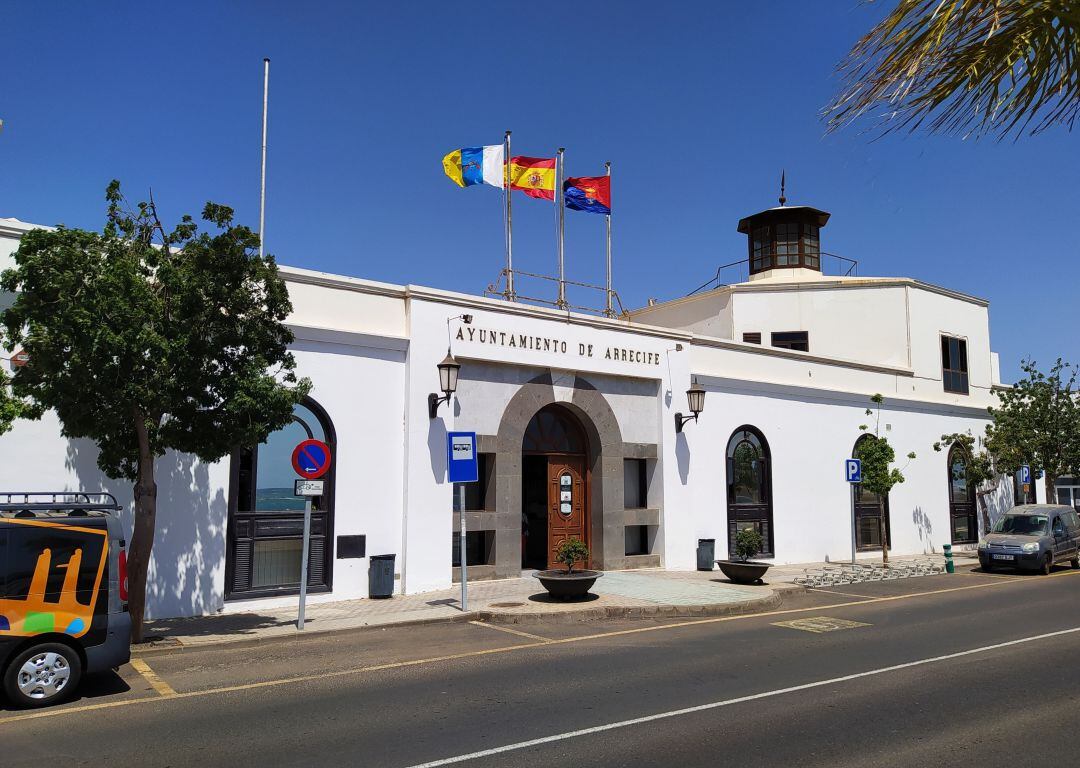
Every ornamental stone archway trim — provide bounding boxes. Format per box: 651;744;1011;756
482;371;629;579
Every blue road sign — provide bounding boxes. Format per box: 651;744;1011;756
1020;465;1031;484
845;458;862;483
447;431;479;483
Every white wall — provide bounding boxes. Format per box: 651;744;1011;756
907;286;993;392
731;284;910;368
682;373;994;564
0;411;231;620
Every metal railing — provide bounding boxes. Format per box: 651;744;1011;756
688;252;860;296
485;268;627;318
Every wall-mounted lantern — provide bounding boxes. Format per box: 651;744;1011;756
428;350;461;419
675;379;706;433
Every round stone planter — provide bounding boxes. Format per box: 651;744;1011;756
715;560;771;584
533;569;603;600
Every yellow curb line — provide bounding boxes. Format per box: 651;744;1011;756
1;569;1074;727
467;621;553;643
129;658;177;698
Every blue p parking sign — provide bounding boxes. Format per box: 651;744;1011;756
1020;465;1031;484
845;458;862;483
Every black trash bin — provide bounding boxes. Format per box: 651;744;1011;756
697;539;715;571
368;554;396;599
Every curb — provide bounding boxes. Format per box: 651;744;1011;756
133;583;804;656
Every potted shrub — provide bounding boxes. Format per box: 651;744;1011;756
715;528;771;584
533;537;603;600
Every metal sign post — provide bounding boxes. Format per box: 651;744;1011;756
845;459;862;564
459;484;468;612
298;497;312;629
447;432;479;613
291;442;332;631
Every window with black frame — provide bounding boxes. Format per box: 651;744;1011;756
228;399;335;599
726;426;773;558
751;225;771;271
771;331;809;352
941;335;969;394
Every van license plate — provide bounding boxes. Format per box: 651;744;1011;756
992;554;1015;561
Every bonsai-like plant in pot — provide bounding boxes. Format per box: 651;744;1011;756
533;537;603;600
715;528;771;584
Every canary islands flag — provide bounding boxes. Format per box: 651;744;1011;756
507;156;557;200
443;145;505;188
564;176;611;215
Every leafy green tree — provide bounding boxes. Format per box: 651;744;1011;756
733;527;764;562
933;430;999;533
0;182;310;641
857;394;916;564
0;367;22;434
984;358;1080;500
826;0;1079;138
554;537;590;574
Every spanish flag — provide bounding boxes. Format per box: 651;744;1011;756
507;156;557;200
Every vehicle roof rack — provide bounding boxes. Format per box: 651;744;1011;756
0;492;122;512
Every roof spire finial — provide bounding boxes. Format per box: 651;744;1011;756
778;170;786;206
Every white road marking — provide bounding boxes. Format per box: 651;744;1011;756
402;625;1080;768
467;621;552;642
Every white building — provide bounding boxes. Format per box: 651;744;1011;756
0;203;1045;620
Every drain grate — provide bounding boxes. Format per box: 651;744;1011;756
489;602;525;608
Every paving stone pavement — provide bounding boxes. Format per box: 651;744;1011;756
141;555;950;650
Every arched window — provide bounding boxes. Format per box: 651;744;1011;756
853;434;890;551
947;445;977;544
523;405;586;454
726;426;773;558
227;398;336;599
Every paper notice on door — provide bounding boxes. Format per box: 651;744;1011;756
560;490;571;502
560;503;572;515
560;474;572;487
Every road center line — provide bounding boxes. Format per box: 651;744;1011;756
468;621;552;643
401;625;1080;768
0;569;1071;727
129;658;177;697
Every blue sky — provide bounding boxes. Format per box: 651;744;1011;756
1;1;1075;383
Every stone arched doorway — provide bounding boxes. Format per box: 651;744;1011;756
491;372;625;578
521;405;590;569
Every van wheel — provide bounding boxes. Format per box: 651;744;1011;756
2;643;81;708
1041;554;1053;576
1071;557;1079;569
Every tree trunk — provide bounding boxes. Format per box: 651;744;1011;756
1045;472;1057;504
879;497;889;565
127;412;158;644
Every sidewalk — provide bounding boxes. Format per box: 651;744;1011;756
141;554;950;651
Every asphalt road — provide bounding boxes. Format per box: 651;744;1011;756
4;565;1080;767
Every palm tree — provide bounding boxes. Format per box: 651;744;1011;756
825;0;1079;138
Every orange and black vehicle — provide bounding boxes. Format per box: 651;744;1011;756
1;492;131;708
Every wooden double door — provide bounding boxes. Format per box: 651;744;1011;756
544;456;589;569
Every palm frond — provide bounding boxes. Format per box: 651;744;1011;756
825;0;1080;139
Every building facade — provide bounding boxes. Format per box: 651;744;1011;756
0;204;1045;620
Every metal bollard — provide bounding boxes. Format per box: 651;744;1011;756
943;543;954;574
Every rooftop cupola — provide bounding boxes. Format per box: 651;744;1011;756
736;177;830;281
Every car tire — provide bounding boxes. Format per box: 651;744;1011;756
1041;554;1053;576
1071;557;1079;569
2;642;82;709
982;561;993;572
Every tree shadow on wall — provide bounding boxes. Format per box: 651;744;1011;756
64;439;227;620
911;505;935;552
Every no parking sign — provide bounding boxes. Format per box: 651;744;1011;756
292;439;332;479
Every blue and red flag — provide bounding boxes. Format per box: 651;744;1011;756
563;176;611;215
